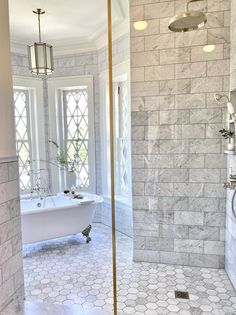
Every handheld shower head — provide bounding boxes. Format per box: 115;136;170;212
228;103;235;115
214;93;230;103
214;93;235;116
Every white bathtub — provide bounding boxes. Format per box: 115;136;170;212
21;193;103;244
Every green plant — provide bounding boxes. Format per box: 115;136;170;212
219;128;235;139
49;139;80;172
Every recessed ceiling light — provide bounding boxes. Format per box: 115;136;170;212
133;21;148;31
203;44;215;53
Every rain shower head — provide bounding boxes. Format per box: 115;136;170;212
168;0;207;32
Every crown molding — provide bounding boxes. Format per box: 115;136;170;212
53;41;97;56
11;39;98;56
10;0;129;57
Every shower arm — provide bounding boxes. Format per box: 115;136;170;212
186;0;207;12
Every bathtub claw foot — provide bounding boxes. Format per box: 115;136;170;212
82;225;92;243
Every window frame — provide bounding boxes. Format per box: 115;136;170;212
113;81;130;197
14;88;32;192
100;60;132;205
13;76;46;195
48;76;95;194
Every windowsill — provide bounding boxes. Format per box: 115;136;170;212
102;194;132;208
20;193;37;200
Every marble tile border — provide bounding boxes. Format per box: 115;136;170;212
0;159;24;312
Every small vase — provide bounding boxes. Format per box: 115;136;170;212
228;137;235;151
66;171;77;189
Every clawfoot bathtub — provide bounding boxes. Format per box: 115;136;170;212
20;193;103;244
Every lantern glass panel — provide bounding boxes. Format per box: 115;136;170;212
46;46;52;69
37;44;45;69
30;46;36;69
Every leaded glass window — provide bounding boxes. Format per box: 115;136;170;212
14;89;32;191
119;82;129;195
114;81;129;196
63;88;89;189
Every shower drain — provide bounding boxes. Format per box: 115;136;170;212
174;291;189;299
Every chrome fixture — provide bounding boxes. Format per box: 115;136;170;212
223;174;236;190
28;8;54;75
215;93;236;120
223;181;236;190
214;93;230;103
30;176;47;200
168;0;207;32
223;174;236;218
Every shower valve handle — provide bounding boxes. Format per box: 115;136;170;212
223;180;236;190
223;182;230;189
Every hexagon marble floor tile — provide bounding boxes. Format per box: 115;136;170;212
1;300;109;315
21;223;236;315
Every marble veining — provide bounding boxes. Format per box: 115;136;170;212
130;0;230;268
1;300;109;315
0;160;24;312
22;224;236;315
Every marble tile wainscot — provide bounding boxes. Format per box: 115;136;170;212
0;157;24;311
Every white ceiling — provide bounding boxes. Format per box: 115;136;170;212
9;0;129;55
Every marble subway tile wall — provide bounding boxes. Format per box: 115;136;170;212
130;0;230;267
98;33;130;72
11;53;31;77
225;0;236;290
0;159;24;311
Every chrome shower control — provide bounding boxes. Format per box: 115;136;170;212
223;181;236;190
223;182;230;189
230;174;236;180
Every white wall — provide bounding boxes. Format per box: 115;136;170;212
0;0;16;158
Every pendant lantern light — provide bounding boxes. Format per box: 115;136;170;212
28;9;54;75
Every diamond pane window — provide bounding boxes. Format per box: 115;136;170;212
63;88;89;189
14;89;32;191
119;82;129;195
114;81;130;196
